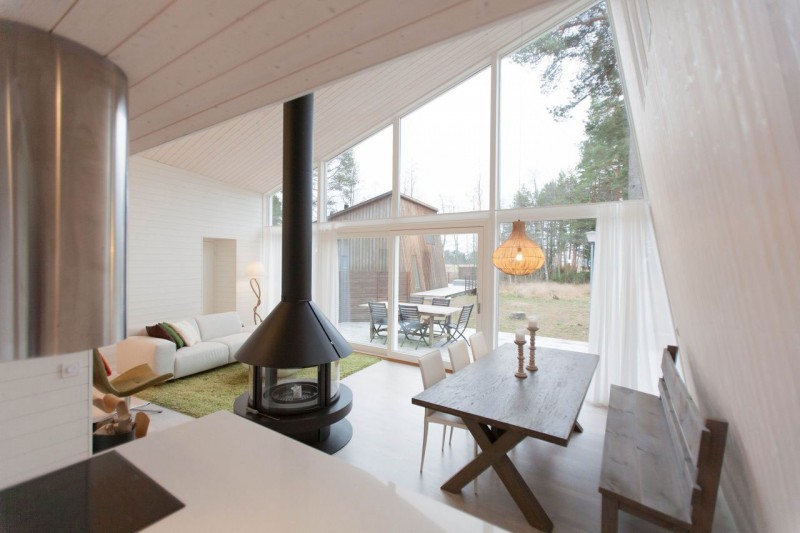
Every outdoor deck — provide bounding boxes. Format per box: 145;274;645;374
337;321;589;361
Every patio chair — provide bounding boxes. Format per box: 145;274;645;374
399;304;429;349
408;295;424;304
368;301;389;344
430;297;451;336
444;303;473;345
469;331;490;360
418;350;477;491
448;340;471;372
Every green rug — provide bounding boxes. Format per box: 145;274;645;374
136;352;381;418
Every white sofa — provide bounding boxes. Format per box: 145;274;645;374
117;312;258;379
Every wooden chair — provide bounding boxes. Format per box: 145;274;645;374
444;303;473;345
469;332;490;360
92;348;172;413
448;340;471;372
418;350;476;491
399;304;429;349
367;301;388;344
408;295;424;304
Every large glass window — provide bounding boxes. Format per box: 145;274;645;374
499;2;641;209
326;126;392;221
336;237;389;346
400;69;490;215
497;219;595;343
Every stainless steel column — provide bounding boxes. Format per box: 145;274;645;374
0;21;128;360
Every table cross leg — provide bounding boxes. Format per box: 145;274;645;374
441;420;554;532
441;421;523;492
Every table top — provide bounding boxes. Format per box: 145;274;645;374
412;343;599;446
361;301;461;316
116;411;504;532
404;303;461;316
411;285;470;299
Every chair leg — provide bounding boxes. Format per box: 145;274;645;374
420;419;429;473
441;425;447;451
449;426;454;445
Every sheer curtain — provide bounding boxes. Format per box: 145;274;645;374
263;225;282;313
587;201;675;405
313;223;339;324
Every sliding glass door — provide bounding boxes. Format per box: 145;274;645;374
391;230;480;358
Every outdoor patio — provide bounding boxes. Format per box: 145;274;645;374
337;321;589;358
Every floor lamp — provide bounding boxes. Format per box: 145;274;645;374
246;261;265;325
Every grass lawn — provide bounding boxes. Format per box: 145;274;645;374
450;281;590;342
498;281;590;341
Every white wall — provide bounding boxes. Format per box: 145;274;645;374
0;351;91;490
203;238;237;314
609;1;800;530
128;157;263;329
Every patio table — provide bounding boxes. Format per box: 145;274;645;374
412;343;598;531
360;302;462;347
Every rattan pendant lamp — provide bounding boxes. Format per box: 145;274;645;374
492;220;545;275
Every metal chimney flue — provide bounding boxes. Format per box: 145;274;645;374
235;94;353;454
235;94;351;369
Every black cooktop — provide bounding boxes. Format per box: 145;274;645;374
0;451;184;532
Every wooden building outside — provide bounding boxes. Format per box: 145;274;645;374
329;192;448;322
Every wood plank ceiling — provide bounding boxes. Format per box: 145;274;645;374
1;0;579;193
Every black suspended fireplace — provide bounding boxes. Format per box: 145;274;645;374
234;93;353;454
251;362;340;415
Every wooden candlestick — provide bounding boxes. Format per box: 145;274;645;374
514;339;528;378
526;326;539;371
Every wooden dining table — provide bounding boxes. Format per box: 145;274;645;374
412;342;599;531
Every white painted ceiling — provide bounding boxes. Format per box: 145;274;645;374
1;0;580;193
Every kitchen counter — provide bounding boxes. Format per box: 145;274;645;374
117;411;504;532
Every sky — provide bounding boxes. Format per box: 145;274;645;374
330;55;589;217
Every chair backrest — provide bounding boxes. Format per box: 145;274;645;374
399;304;421;323
419;350;446;389
431;297;451;307
368;301;388;322
457;304;473;326
92;348;119;396
469;332;490;360
448;340;471;372
409;295;424;304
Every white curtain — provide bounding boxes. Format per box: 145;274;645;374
263;225;282;313
313;223;340;324
587;202;675;405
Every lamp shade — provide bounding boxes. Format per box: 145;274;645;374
492;220;545;276
246;261;265;278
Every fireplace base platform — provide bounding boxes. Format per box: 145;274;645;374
233;384;353;455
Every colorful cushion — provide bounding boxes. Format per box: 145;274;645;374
169;320;201;347
146;324;174;344
159;322;185;349
100;352;112;376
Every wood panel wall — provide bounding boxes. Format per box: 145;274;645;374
338;272;411;322
127;157;263;331
0;351;91;490
332;195;448;292
608;1;800;530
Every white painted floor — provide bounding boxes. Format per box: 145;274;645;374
141;359;736;532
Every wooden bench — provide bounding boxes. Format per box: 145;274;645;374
599;347;728;532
